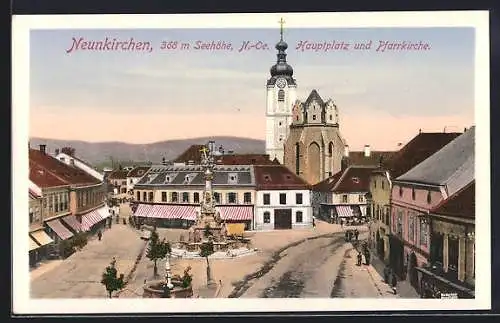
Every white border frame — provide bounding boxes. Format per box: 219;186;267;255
12;11;490;314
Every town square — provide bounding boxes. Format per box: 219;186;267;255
21;13;481;306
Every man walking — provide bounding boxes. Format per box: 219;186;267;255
357;252;362;266
391;273;398;295
354;229;359;241
97;230;103;241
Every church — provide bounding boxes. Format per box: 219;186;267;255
265;21;346;185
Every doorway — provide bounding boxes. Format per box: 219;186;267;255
274;209;292;229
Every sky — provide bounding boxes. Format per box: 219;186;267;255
29;27;475;151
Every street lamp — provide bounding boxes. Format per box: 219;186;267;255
165;253;173;290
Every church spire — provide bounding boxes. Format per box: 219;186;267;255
269;17;294;81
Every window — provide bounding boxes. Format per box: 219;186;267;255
296;193;303;204
162;192;167;202
295;143;300;175
148;192;154;201
228;192;237;204
296;211;303;223
182;192;189;203
419;219;428;247
430;232;444;265
427;191;432;204
137;191;140;201
122;181;126;186
171;192;178;202
397;210;403;236
376;205;380;220
278;89;285;101
408;215;415;242
358;194;364;202
193;192;200;203
399;186;403;197
263;212;271;223
29;209;34;224
342;194;348;203
328;142;333;156
312;115;317;120
143;192;147;201
381;180;385;190
279;122;282;126
411;188;416;200
263;193;270;205
448;236;459;277
329;114;332;120
55;195;59;212
328;171;332;177
279;193;287;205
244;192;252;203
374;180;377;189
214;192;221;203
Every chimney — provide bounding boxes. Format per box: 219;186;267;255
39;144;46;154
55;148;60;155
344;145;349;157
464;127;467;133
419;128;422;134
364;145;371;157
162;157;166;165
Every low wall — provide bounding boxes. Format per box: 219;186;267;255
142;279;193;298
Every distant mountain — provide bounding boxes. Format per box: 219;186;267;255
29;136;266;166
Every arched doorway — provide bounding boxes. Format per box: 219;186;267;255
408;252;418;289
308;142;321;184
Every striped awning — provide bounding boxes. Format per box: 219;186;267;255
62;215;82;232
81;209;104;231
97;207;111;219
134;204;197;221
46;219;74;240
336;205;354;217
29;236;40;251
217;206;253;221
30;230;54;246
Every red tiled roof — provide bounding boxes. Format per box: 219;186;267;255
174;144;205;163
254;165;311;190
216;154;275;165
108;170;129;179
431;181;475;219
29;160;70;188
314;166;377;193
385;132;461;178
127;166;151;178
312;170;343;191
347;151;396;167
29;149;100;186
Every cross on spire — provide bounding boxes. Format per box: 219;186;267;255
279;17;285;40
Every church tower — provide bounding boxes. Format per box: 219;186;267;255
265;18;297;164
283;89;345;185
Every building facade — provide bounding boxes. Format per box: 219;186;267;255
390;127;474;292
418;181;475;298
313;166;376;224
108;170;128;195
283;90;346;185
253;165;312;230
126;166;151;194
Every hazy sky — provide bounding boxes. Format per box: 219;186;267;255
30;27;475;150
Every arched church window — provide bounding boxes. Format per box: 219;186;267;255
312;115;316;120
328;142;334;156
329;114;333;121
295;143;300;175
278;90;285;102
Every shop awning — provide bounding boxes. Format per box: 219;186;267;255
135;204;197;221
30;230;54;246
98;207;111;219
46;219;74;240
62;215;82;232
336;205;354;217
29;236;40;251
217;206;253;221
81;209;104;231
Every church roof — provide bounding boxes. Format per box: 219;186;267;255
174;144;205;164
216;154;275;165
312;170;343;191
395;126;474;197
431;180;475;219
304;89;325;107
347;151;396;167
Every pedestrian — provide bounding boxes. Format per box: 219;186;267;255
312;218;316;228
97;230;102;241
357;252;362;266
354;229;359;241
340;219;344;228
391;273;398;295
364;249;371;265
344;231;348;242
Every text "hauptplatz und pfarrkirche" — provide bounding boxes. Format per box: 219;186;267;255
65;37;432;54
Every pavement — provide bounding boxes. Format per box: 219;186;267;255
30;224;146;298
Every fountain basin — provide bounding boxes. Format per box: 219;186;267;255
142;279;193;298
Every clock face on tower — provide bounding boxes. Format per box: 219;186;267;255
276;77;287;88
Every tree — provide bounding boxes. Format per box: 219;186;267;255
145;229;171;277
199;240;215;286
101;258;126;298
